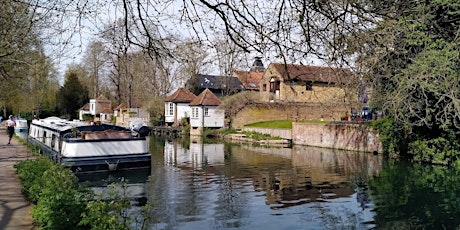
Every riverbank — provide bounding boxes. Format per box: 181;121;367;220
0;126;35;229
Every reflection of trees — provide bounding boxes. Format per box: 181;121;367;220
370;161;460;229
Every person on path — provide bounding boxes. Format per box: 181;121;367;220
6;115;16;145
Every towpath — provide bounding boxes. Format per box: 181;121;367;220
0;126;34;229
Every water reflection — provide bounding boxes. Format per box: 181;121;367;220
77;168;151;206
150;137;382;229
370;161;460;229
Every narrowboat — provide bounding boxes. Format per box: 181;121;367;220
28;117;151;173
14;117;28;133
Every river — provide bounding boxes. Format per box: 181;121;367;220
79;136;460;229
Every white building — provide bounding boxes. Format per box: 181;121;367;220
79;95;112;123
189;88;225;135
164;87;197;126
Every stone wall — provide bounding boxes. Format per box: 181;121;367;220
239;122;382;153
231;103;349;128
292;122;382;153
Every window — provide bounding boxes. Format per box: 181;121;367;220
168;103;174;115
263;84;267;91
51;134;56;149
204;108;209;116
192;107;199;118
305;81;313;91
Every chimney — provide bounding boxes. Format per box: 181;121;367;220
250;56;265;72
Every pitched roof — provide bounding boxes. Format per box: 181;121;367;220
165;87;197;102
80;103;90;110
189;88;222;106
187;74;245;91
96;95;109;101
233;70;263;90
268;63;352;84
114;103;127;110
99;101;112;112
100;107;113;113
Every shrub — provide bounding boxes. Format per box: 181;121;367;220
14;157;55;203
369;118;408;158
31;164;89;229
15;158;154;229
409;137;460;165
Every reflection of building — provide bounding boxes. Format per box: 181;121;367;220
164;141;381;207
231;144;381;208
164;140;225;169
155;139;381;229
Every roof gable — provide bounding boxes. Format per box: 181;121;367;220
96;95;109;101
165;87;197;102
189;88;222;106
114;103;127;110
233;70;263;90
268;63;352;84
80;103;90;110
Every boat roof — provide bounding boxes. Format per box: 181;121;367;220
31;117;95;132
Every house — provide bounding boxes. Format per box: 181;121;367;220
233;57;265;91
113;103;150;128
189;88;225;136
259;63;355;104
79;95;112;123
164;87;197;126
186;74;245;97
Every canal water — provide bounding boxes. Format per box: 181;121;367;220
80;136;460;229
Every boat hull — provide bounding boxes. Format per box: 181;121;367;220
29;138;151;173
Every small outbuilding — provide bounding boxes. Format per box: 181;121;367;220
189;88;225;136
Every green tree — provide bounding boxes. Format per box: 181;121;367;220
57;71;89;119
359;1;460;162
0;0;46;116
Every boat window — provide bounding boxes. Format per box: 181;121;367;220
51;134;56;148
43;131;46;143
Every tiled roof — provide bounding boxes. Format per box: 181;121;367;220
233;70;263;90
99;102;112;112
100;107;113;113
114;103;126;110
268;63;352;84
80;103;90;110
96;95;109;101
165;87;197;102
189;88;222;106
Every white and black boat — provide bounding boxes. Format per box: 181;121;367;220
14;117;29;139
14;117;28;133
28;117;151;173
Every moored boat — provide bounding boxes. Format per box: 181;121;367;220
28;117;151;173
14;117;28;133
